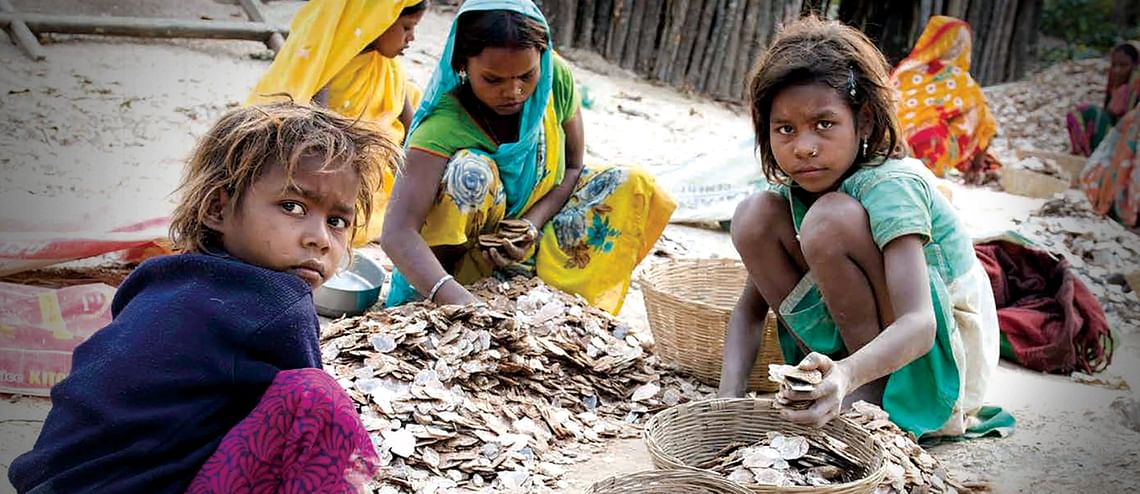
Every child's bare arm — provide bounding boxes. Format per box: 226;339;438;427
718;281;770;397
841;234;937;389
782;233;936;426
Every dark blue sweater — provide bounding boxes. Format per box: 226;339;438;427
8;253;322;494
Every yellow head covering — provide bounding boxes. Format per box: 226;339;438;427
247;0;423;135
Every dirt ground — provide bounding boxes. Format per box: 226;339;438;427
1;1;1138;493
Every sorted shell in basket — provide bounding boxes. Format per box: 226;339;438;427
702;431;855;487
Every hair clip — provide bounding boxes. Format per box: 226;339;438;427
847;68;857;97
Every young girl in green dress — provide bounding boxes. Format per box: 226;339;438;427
718;17;1001;439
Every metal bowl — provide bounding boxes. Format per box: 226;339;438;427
314;251;386;318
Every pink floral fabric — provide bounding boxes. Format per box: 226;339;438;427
186;369;378;494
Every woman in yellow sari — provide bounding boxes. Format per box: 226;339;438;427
379;0;675;314
248;0;428;245
892;16;999;184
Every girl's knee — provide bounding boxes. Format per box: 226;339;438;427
442;150;499;210
800;192;872;261
731;191;789;246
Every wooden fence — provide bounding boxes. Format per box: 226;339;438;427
537;0;805;101
535;0;1041;100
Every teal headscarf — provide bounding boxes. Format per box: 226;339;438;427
388;0;554;307
407;0;553;218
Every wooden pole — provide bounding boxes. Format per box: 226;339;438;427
946;0;965;18
620;0;648;69
654;0;688;82
575;0;596;50
917;0;932;40
0;0;46;61
606;0;633;61
0;13;287;42
730;0;762;99
754;0;772;61
995;0;1019;82
593;0;613;52
635;0;663;74
684;0;720;90
555;0;578;49
696;0;725;92
710;0;743;97
238;0;284;52
668;0;703;86
982;0;1011;84
701;0;730;93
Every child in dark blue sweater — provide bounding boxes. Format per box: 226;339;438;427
9;103;401;494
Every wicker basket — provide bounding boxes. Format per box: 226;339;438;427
586;469;755;494
644;398;885;494
640;258;782;393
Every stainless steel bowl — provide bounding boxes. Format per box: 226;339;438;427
314;251;386;318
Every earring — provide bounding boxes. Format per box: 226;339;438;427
459;70;467;84
862;138;869;156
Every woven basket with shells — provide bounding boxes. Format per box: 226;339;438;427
645;398;885;493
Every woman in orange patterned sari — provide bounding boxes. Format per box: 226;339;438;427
891;16;999;184
1081;104;1140;229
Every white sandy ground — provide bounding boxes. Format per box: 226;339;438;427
1;1;1138;492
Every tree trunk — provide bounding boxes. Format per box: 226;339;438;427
605;0;633;61
593;0;612;51
754;0;773;59
1005;0;1033;81
695;0;728;92
983;0;1011;84
917;0;932;36
669;0;705;86
620;0;648;69
661;0;693;82
781;0;804;25
946;0;966;18
636;0;663;74
714;0;746;98
544;0;577;49
575;0;596;50
682;0;719;89
730;0;763;100
801;0;826;15
653;0;680;80
995;0;1019;82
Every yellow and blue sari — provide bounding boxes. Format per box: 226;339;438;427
386;0;675;313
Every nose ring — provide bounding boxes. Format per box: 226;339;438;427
515;87;523;95
809;148;818;157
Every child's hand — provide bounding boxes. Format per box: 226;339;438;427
778;352;851;428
